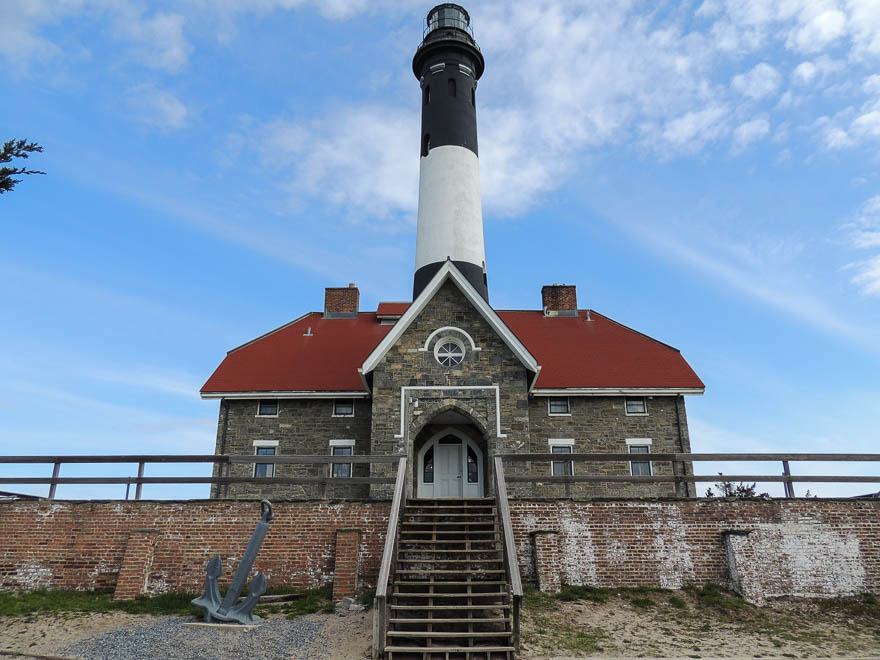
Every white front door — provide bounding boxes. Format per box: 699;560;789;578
435;443;463;498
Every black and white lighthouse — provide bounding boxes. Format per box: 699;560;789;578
412;4;488;301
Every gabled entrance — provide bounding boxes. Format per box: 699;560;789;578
415;427;485;499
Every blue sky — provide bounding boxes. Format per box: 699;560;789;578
1;0;879;499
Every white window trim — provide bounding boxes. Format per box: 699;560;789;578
332;399;355;418
433;335;466;367
624;396;649;417
255;400;280;418
330;439;355;478
626;438;653;476
549;439;574;476
253;441;278;477
548;396;571;416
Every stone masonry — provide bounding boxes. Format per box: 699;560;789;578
213;398;372;499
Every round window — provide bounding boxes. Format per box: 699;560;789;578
434;338;465;367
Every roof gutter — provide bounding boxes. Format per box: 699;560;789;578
200;390;371;400
530;387;705;396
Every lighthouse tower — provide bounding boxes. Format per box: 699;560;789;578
412;4;488;301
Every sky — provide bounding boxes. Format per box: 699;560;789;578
1;0;879;499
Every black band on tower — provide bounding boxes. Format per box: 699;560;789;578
414;260;488;300
413;5;484;157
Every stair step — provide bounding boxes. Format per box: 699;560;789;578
398;559;502;564
398;548;500;554
392;592;508;600
391;604;511;611
395;580;507;586
390;616;510;624
384;646;515;653
399;539;498;545
400;530;497;535
397;568;504;575
388;631;511;639
404;511;495;517
402;522;495;527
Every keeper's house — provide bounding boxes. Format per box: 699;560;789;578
200;3;704;500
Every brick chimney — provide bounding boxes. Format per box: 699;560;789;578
324;283;359;318
542;284;577;317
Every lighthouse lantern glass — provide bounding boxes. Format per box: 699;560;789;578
427;5;472;36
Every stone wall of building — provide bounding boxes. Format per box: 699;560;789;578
368;281;533;497
212;398;372;499
526;395;692;498
2;498;878;606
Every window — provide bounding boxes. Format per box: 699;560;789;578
434;338;465;367
422;133;430;157
625;396;647;415
549;439;574;476
548;397;570;415
333;399;354;417
471;86;475;106
467;446;478;483
423;446;434;483
551;446;573;476
331;446;353;478
424;85;430;105
253;445;276;478
257;400;278;417
627;440;652;476
448;78;456;97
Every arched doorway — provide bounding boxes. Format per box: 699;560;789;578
415;427;485;499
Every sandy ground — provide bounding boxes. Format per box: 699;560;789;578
1;592;878;659
521;589;880;659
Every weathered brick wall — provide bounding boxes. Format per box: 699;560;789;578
0;500;389;597
526;395;692;498
510;499;880;602
213;399;372;499
2;498;877;604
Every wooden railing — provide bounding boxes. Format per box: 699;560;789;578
0;454;405;500
494;456;523;655
373;456;407;660
497;453;880;497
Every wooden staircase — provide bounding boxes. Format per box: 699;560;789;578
383;498;516;659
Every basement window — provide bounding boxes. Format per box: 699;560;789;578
627;440;652;476
548;397;570;415
330;439;354;478
549;440;574;477
625;396;648;416
253;441;277;478
257;400;278;417
333;399;355;417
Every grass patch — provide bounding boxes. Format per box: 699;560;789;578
0;590;200;618
523;586;559;611
630;596;656;609
668;595;686;609
266;587;335;618
686;584;747;610
556;585;609;603
550;625;607;653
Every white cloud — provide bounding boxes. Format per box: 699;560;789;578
786;8;847;53
731;62;781;100
792;61;818;85
258;105;419;224
115;10;192;73
658;106;730;153
844;196;880;296
733;116;770;151
126;84;189;129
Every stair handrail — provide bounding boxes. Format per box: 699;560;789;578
494;455;522;655
373;456;407;659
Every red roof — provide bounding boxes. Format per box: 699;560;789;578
201;308;703;394
376;302;410;317
499;310;703;390
201;313;393;394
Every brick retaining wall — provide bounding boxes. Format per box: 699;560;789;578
0;498;877;604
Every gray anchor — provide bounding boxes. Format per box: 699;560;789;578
192;499;274;625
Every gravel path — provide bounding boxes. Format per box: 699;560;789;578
60;616;327;660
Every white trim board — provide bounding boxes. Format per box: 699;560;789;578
361;261;538;375
253;440;279;447
531;388;704;396
201;391;370;400
395;385;507;439
329;439;356;447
